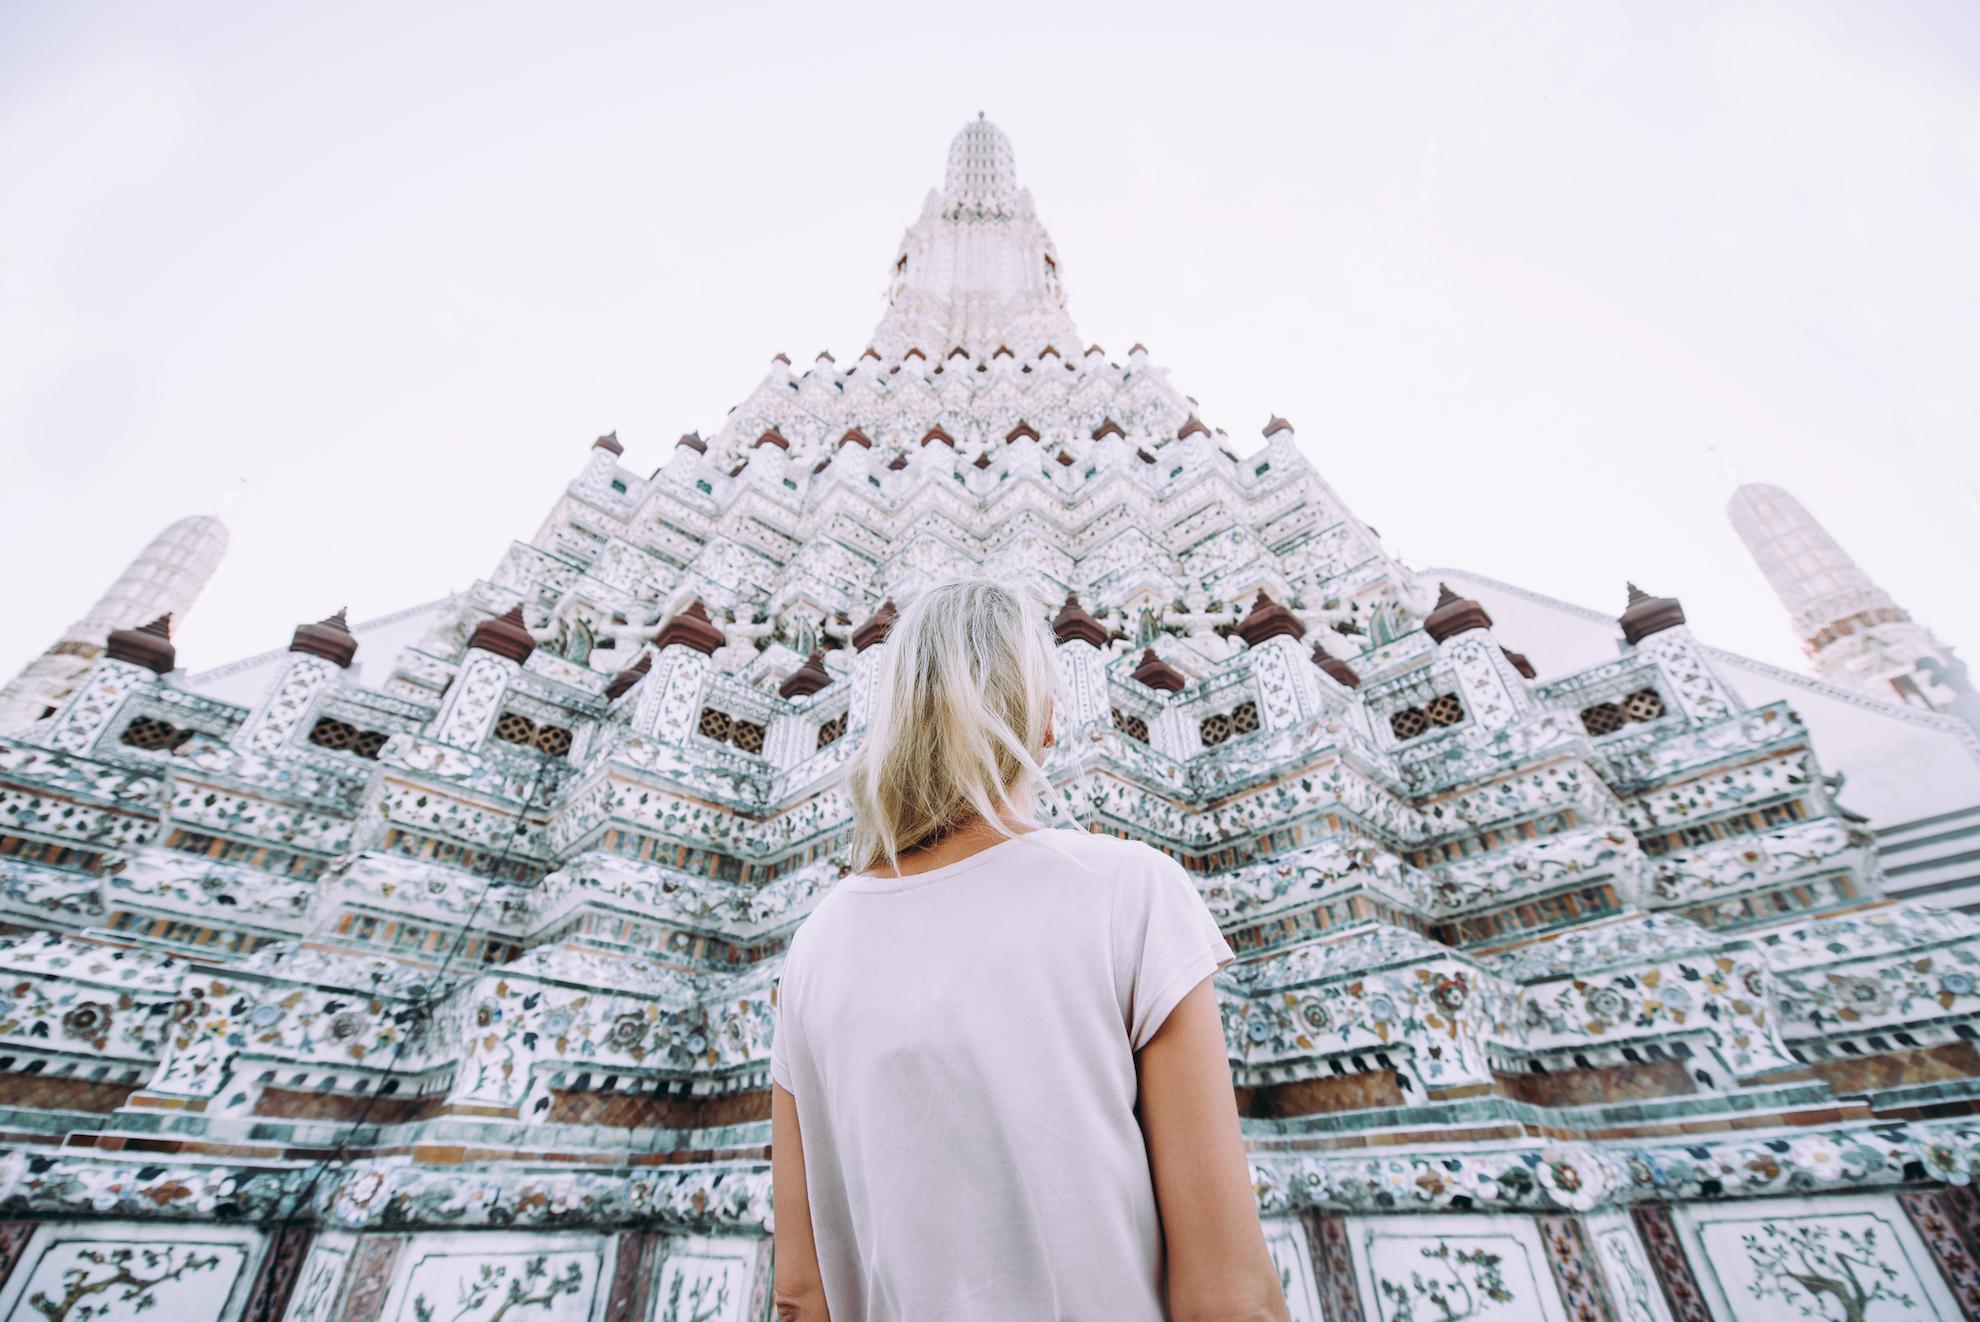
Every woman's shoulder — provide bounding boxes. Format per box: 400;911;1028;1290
1020;827;1179;878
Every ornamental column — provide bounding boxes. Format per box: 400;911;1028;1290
1050;593;1111;735
36;615;177;755
1618;584;1736;724
1234;591;1330;731
631;599;725;742
235;610;358;755
1422;584;1533;732
769;650;835;769
848;599;897;732
430;605;535;749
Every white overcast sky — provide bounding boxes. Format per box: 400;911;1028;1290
3;1;1976;682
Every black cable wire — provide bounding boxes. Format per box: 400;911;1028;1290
277;754;555;1221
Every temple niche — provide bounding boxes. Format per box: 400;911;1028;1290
4;116;1980;1322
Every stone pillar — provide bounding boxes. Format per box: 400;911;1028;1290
632;599;725;742
35;616;175;754
1423;584;1533;732
833;434;876;486
768;651;835;770
1054;639;1109;734
430;606;534;749
1249;635;1333;732
235;610;357;755
1050;593;1112;737
1620;585;1737;725
848;599;897;732
1234;591;1337;732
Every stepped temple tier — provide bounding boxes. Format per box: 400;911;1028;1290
4;115;1980;1321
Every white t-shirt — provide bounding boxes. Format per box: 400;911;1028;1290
770;828;1236;1321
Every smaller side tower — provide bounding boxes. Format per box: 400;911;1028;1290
0;513;228;731
1729;481;1972;717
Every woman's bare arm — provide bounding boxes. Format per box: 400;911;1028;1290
772;1082;830;1322
1138;978;1290;1322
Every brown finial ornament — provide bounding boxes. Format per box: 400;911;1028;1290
1235;591;1305;646
778;650;833;699
291;608;358;668
593;431;623;455
654;599;726;655
106;614;176;674
1423;584;1493;644
1130;647;1185;692
605;652;651;701
1052;593;1108;648
1501;647;1537;680
467;605;536;664
852;600;898;651
1311;639;1360;688
1619;583;1686;645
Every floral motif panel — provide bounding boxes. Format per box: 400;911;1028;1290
1672;1194;1963;1322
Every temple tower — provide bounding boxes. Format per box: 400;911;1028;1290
0;512;228;730
1728;481;1969;713
868;114;1079;359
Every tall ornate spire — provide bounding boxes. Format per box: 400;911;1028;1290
868;115;1079;360
942;113;1020;220
0;512;230;730
1728;482;1962;711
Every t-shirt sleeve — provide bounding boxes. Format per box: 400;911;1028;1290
1114;847;1236;1051
769;978;795;1093
770;936;799;1094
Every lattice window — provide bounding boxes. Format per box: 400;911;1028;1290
817;714;848;749
731;720;766;754
308;717;392;760
1579;703;1625;737
309;717;360;750
120;716;191;752
1230;701;1260;736
1621;688;1666;722
698;708;732;742
533;724;573;758
1426;693;1465;728
1200;712;1232;747
494;712;538;748
1389;707;1429;741
1112;708;1149;743
1581;687;1666;737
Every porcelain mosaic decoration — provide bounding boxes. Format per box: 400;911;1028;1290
3;116;1980;1320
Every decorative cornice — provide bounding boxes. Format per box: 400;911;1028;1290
105;614;175;674
1236;591;1304;646
852;600;897;652
605;652;651;701
1130;647;1185;692
290;608;357;668
466;605;535;664
1312;639;1360;688
778;651;832;699
654;599;725;655
1052;593;1108;648
1424;584;1493;644
1620;583;1687;645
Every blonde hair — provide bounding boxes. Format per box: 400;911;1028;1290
848;578;1061;873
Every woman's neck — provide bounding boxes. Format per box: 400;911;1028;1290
874;814;1037;877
